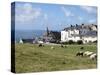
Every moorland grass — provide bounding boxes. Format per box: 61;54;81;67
15;43;97;73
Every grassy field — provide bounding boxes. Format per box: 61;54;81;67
15;43;97;73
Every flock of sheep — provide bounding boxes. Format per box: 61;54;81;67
38;44;97;60
76;50;97;60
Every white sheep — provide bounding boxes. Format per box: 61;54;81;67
86;52;94;56
84;51;94;56
84;51;89;56
90;53;97;60
51;46;55;49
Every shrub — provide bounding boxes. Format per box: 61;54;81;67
68;40;75;44
77;40;83;44
93;40;97;43
62;42;68;45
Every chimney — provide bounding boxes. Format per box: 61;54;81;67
82;23;84;26
76;24;78;27
81;23;84;28
71;25;73;27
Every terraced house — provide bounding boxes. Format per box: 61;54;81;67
61;24;97;44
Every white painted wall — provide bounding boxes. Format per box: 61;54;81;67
61;30;81;42
74;36;81;42
61;29;97;44
82;36;97;43
61;31;68;42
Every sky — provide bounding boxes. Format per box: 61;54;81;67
12;2;97;31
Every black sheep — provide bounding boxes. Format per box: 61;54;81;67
38;44;42;47
76;51;84;57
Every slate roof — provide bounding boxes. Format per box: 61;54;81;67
63;25;82;31
81;31;97;37
62;24;97;37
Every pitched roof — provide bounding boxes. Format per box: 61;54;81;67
63;24;97;31
63;25;81;31
81;31;97;37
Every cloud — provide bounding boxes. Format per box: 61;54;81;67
80;6;97;14
78;16;83;21
15;3;42;23
61;6;74;17
88;19;97;23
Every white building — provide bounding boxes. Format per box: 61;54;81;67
61;24;97;44
19;38;23;44
81;31;97;43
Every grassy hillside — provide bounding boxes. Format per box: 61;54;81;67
15;43;97;73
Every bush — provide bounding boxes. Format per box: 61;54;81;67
68;40;75;44
61;40;83;45
77;40;83;44
93;40;97;43
62;42;68;45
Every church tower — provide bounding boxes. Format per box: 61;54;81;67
46;27;49;36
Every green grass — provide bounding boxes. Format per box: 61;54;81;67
15;43;97;73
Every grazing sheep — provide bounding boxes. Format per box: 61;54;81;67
51;46;55;49
76;51;84;57
86;52;94;56
90;53;97;60
83;51;89;56
84;51;94;56
38;44;42;47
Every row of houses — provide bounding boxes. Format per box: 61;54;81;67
61;24;97;43
18;24;97;44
